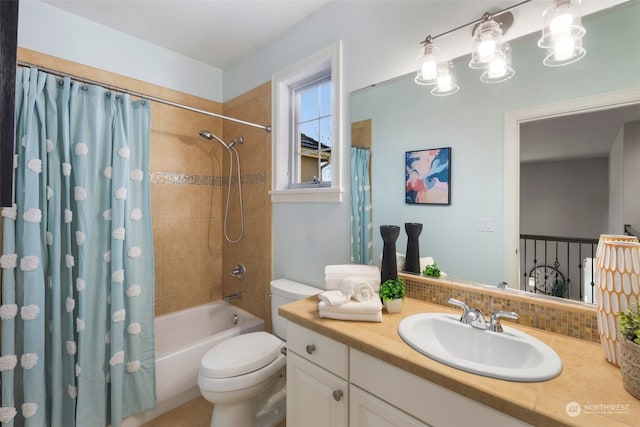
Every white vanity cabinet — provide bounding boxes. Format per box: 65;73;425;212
287;323;530;427
286;323;349;427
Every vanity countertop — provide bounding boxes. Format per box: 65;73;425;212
279;296;639;427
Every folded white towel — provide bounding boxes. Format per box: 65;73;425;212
324;264;380;291
318;298;382;314
318;290;352;306
340;277;376;302
318;309;382;323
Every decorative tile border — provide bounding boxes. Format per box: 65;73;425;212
402;273;600;343
150;171;266;186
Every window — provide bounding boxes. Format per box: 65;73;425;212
293;77;332;188
272;42;342;203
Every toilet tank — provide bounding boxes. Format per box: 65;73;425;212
270;279;322;340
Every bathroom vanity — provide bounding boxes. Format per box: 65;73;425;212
280;297;640;427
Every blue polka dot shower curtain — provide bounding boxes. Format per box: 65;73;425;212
1;68;156;427
350;147;373;265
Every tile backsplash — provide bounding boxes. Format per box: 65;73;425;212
402;273;599;343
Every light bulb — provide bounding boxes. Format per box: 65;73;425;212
550;13;573;35
488;57;507;78
436;73;452;92
478;38;496;62
554;36;575;61
421;60;438;80
550;4;573;35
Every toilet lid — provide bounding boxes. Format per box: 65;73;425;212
200;332;283;378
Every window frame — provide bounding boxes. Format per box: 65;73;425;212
271;41;342;203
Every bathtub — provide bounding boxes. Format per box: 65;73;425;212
123;302;264;426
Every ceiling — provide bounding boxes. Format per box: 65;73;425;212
521;104;640;163
42;0;333;69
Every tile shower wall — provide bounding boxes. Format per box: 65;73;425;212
221;82;273;331
16;48;227;316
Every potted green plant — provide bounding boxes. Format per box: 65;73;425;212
617;304;640;400
380;277;405;313
422;263;441;278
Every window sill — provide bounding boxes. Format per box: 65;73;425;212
270;187;343;203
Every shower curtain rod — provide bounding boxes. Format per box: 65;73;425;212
17;60;272;133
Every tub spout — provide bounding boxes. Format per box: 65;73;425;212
223;292;243;303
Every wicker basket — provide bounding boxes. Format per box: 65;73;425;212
620;338;640;400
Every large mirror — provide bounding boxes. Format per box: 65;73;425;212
350;2;640;304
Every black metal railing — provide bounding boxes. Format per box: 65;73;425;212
520;234;598;302
625;224;640;240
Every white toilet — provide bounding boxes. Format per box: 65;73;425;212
198;279;321;427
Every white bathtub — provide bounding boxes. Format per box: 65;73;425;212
123;302;264;426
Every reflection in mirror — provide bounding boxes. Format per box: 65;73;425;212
350;2;640;306
519;105;640;303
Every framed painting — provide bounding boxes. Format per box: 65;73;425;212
405;147;451;205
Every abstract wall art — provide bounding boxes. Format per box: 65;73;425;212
405;147;451;205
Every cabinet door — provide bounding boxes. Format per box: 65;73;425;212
350;385;429;427
286;351;348;427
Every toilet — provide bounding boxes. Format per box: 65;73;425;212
198;279;321;427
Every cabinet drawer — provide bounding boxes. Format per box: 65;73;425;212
287;323;348;379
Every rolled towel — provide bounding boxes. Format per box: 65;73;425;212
324;264;380;291
319;309;382;323
318;290;352;306
318;298;382;315
340;277;376;302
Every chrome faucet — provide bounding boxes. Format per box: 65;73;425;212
223;292;242;303
448;297;518;333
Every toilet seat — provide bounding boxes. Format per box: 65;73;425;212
200;331;283;379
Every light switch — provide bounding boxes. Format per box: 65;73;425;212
478;217;494;232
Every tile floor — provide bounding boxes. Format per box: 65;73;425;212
141;397;286;427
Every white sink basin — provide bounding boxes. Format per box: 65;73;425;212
398;313;562;382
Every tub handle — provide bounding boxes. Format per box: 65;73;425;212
332;389;343;401
305;344;316;355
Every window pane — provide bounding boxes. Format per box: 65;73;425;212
319;116;332;148
299;85;319;122
300;121;319;150
320;81;331;117
322;164;332;182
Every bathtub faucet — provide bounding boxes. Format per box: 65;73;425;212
231;264;246;281
223;292;243;303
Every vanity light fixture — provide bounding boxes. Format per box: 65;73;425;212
414;0;586;96
415;36;441;86
481;42;515;83
538;0;586;66
431;61;460;96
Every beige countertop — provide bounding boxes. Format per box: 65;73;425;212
280;296;640;427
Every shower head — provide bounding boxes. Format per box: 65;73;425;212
199;130;214;140
199;129;230;149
